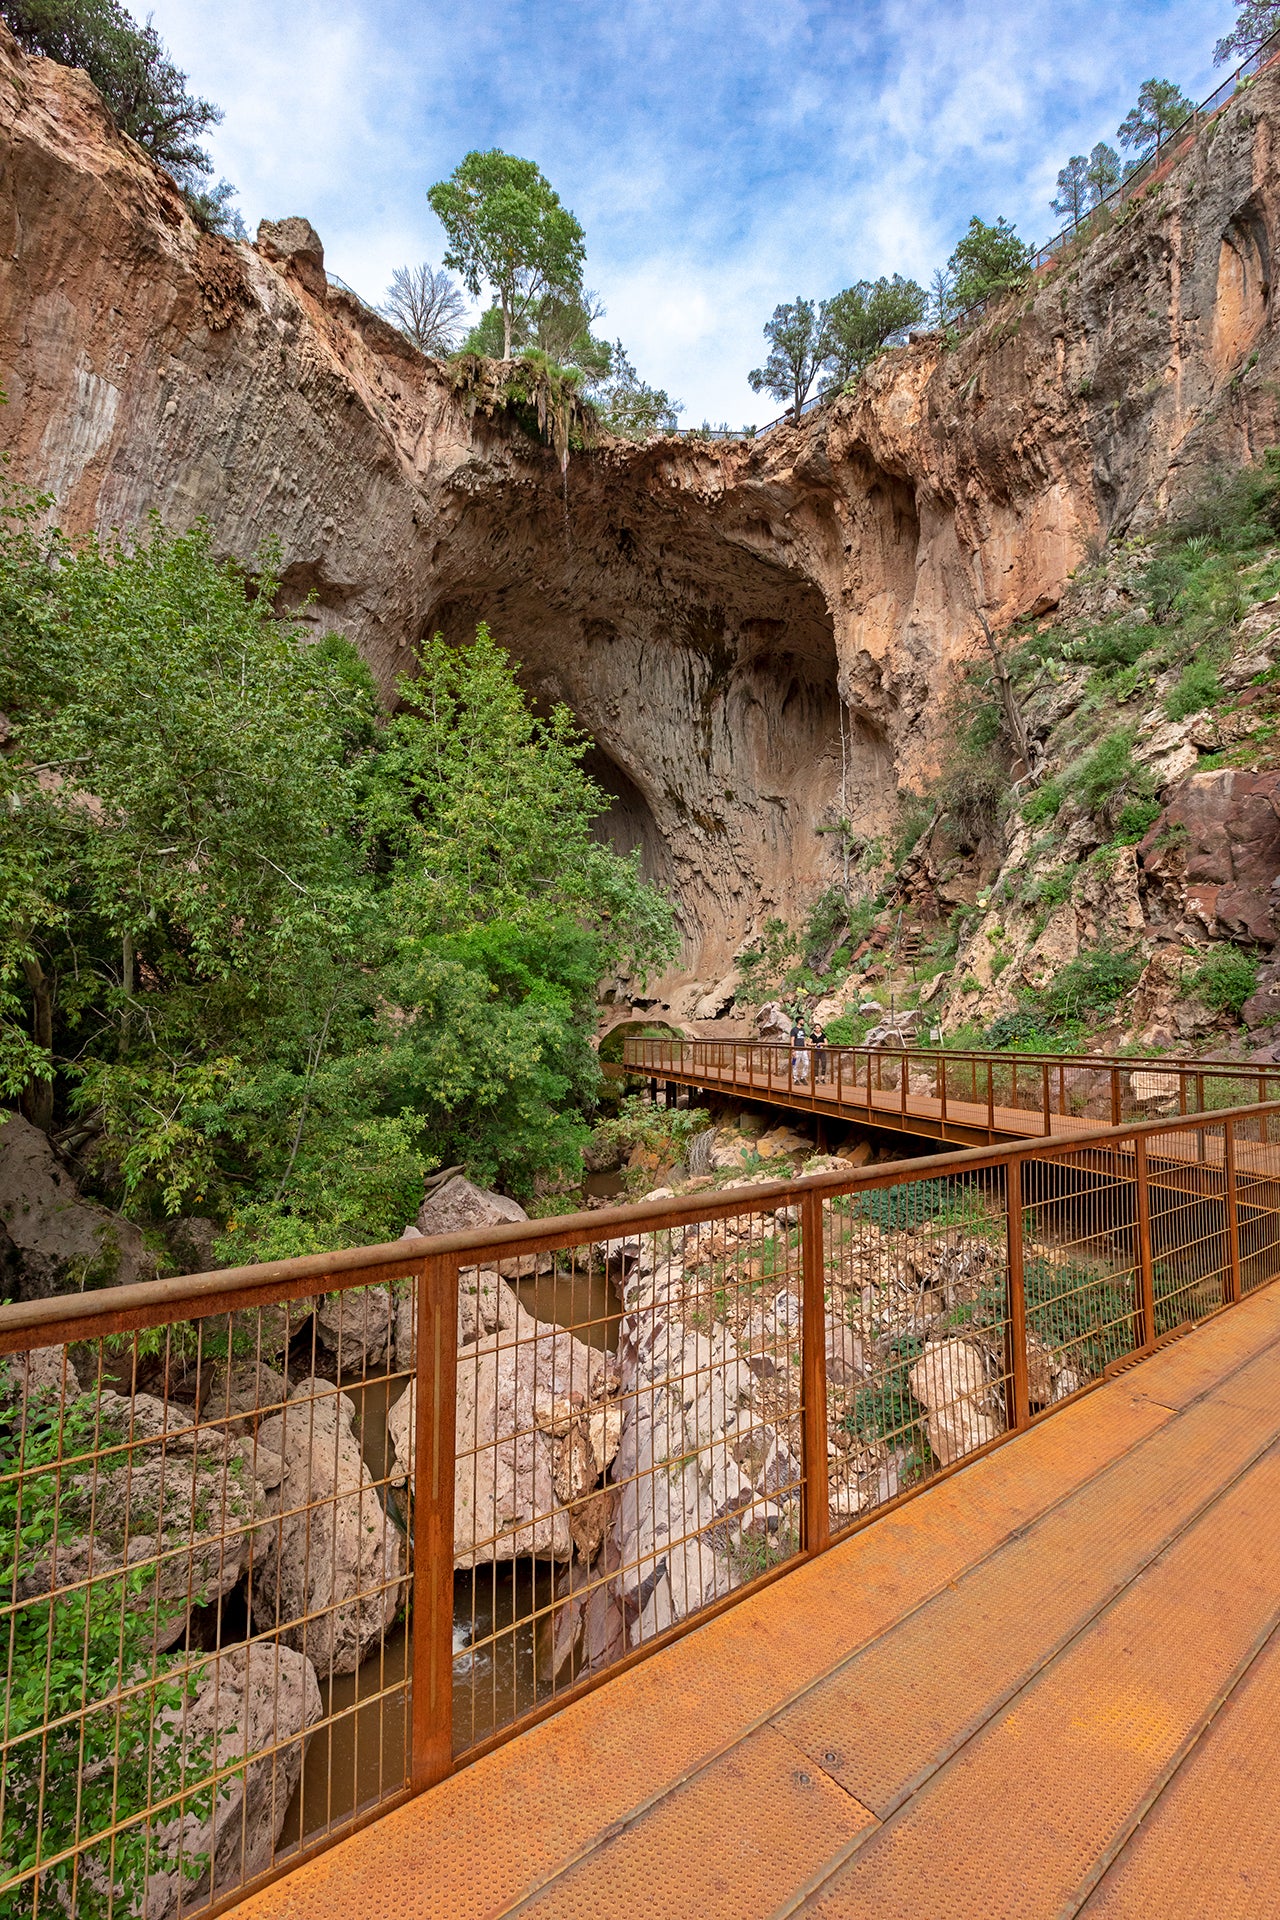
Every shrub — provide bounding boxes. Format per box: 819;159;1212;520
1072;726;1137;812
1183;947;1259;1019
1021;779;1063;826
1112;796;1162;843
1038;946;1143;1022
1165;655;1222;721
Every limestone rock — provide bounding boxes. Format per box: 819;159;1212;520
251;1379;404;1674
313;1285;393;1370
146;1641;323;1919
15;1391;272;1652
0;1111;156;1302
1139;769;1280;946
388;1304;613;1566
416;1173;527;1238
198;1360;288;1436
909;1337;1003;1468
255;216;325;295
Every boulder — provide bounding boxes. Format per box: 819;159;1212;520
1243;956;1280;1032
198;1360;288;1436
1139;769;1280;946
14;1390;273;1653
251;1378;404;1674
146;1641;323;1920
166;1216;218;1275
825;1318;866;1385
313;1285;393;1370
415;1173;527;1238
388;1304;613;1566
754;1001;791;1042
756;1125;812;1159
414;1174;543;1278
255;216;326;295
0;1112;156;1302
909;1337;1003;1468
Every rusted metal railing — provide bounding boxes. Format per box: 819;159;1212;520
621;1034;1280;1143
3;1094;1280;1916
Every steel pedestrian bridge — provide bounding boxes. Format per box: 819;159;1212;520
0;1043;1278;1920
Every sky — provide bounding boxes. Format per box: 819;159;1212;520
147;0;1244;426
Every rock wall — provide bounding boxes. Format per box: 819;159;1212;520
6;23;1280;983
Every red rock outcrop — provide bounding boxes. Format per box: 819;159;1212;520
1139;770;1280;946
5;23;1280;984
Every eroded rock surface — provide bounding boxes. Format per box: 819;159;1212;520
7;20;1280;979
0;1111;156;1300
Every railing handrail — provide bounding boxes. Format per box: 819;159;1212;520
3;1093;1277;1354
622;1034;1278;1079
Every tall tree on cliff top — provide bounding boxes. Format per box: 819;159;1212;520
1085;142;1121;208
749;298;830;424
1051;155;1089;224
3;0;221;175
1117;78;1195;159
1215;1;1280;64
945;217;1031;313
821;276;926;391
428;150;586;361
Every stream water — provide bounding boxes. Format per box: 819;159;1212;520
281;1232;622;1843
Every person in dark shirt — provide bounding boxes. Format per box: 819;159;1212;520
790;1020;809;1084
811;1022;828;1083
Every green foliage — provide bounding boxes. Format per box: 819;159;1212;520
1037;946;1144;1022
1183;947;1260;1018
1170;447;1280;549
946;216;1031;311
3;0;222;177
428;150;586;361
850;1178;981;1230
1215;2;1280;66
1052;155;1089;223
1117;78;1194;156
591;1094;711;1167
1165;654;1223;719
0;482;677;1256
1021;779;1064;825
593;341;682;440
0;1379;207;1915
1112;796;1162;843
1071;726;1152;821
1023;1254;1134;1376
748;298;828;422
821;275;926;390
841;1336;928;1458
1086;142;1122;206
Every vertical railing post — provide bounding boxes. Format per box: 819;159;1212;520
1005;1157;1030;1432
940;1051;948;1130
1224;1117;1242;1305
986;1060;994;1135
800;1187;830;1554
1041;1061;1051;1135
1111;1066;1121;1127
1134;1134;1156;1353
411;1250;459;1792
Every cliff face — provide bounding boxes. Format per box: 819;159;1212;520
5;22;1280;993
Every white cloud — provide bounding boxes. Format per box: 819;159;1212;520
147;0;1240;421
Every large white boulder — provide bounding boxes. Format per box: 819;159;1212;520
145;1641;323;1919
251;1379;404;1674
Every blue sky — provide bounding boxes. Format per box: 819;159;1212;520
149;0;1240;424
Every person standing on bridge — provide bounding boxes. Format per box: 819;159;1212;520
811;1021;828;1084
791;1019;810;1085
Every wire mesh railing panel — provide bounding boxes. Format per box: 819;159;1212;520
441;1197;806;1756
824;1166;1011;1523
1019;1148;1141;1387
1226;1111;1280;1294
1145;1128;1230;1332
0;1273;415;1920
5;1088;1280;1911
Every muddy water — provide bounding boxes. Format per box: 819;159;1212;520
283;1257;620;1841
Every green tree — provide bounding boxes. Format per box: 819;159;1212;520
1117;78;1194;157
3;0;221;177
821;275;926;390
428;150;586;361
946;216;1031;313
1215;1;1280;63
748;297;830;423
595;342;683;440
1052;155;1089;223
0;477;677;1245
465;288;613;384
1085;141;1121;207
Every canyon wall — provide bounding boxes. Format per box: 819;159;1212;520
4;23;1280;993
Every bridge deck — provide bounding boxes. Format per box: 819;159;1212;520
229;1279;1280;1920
